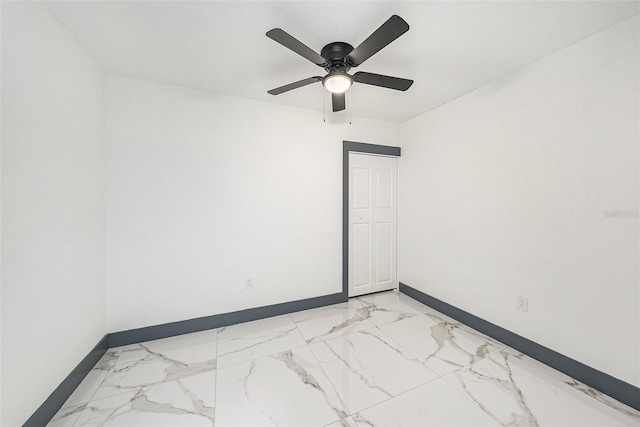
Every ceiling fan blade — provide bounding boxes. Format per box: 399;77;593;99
332;92;345;112
266;28;327;66
353;72;413;91
347;15;409;67
268;76;322;95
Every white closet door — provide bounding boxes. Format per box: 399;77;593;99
349;153;398;297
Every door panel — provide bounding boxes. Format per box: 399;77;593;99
376;169;393;209
349;153;398;297
375;222;392;284
354;168;371;209
353;223;371;288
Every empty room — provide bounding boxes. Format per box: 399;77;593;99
1;1;639;426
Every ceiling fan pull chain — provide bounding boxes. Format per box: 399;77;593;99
349;87;352;125
322;85;326;123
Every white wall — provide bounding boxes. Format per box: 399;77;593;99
1;2;106;425
399;16;639;386
105;76;399;332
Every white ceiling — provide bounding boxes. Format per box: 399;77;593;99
43;1;638;123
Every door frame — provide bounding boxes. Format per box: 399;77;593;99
343;141;401;298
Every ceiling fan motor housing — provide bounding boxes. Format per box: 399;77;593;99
321;42;354;73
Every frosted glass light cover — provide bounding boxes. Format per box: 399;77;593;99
323;73;352;93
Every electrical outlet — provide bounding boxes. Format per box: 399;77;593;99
245;278;253;289
517;296;528;312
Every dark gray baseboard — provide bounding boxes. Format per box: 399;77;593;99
108;292;346;347
23;335;108;427
26;291;346;426
399;282;640;411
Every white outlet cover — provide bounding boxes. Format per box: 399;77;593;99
517;297;528;312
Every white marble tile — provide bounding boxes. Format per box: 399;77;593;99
499;347;640;422
74;370;216;426
141;329;218;365
444;350;640;426
559;379;640;422
217;314;307;368
310;328;438;414
92;332;217;401
352;378;498;426
390;295;460;323
52;298;640;427
456;321;508;348
498;346;580;384
100;347;124;366
379;314;504;376
47;403;86;427
348;291;426;326
420;305;461;323
63;369;111;410
291;303;376;344
59;349;121;408
111;329;217;369
325;416;358;427
289;303;351;323
144;370;216;419
216;346;348;427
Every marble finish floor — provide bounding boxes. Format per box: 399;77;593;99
49;291;640;426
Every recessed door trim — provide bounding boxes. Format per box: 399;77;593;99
343;141;401;298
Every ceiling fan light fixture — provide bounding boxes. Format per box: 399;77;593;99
322;72;352;94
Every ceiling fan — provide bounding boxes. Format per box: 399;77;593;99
266;15;414;112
